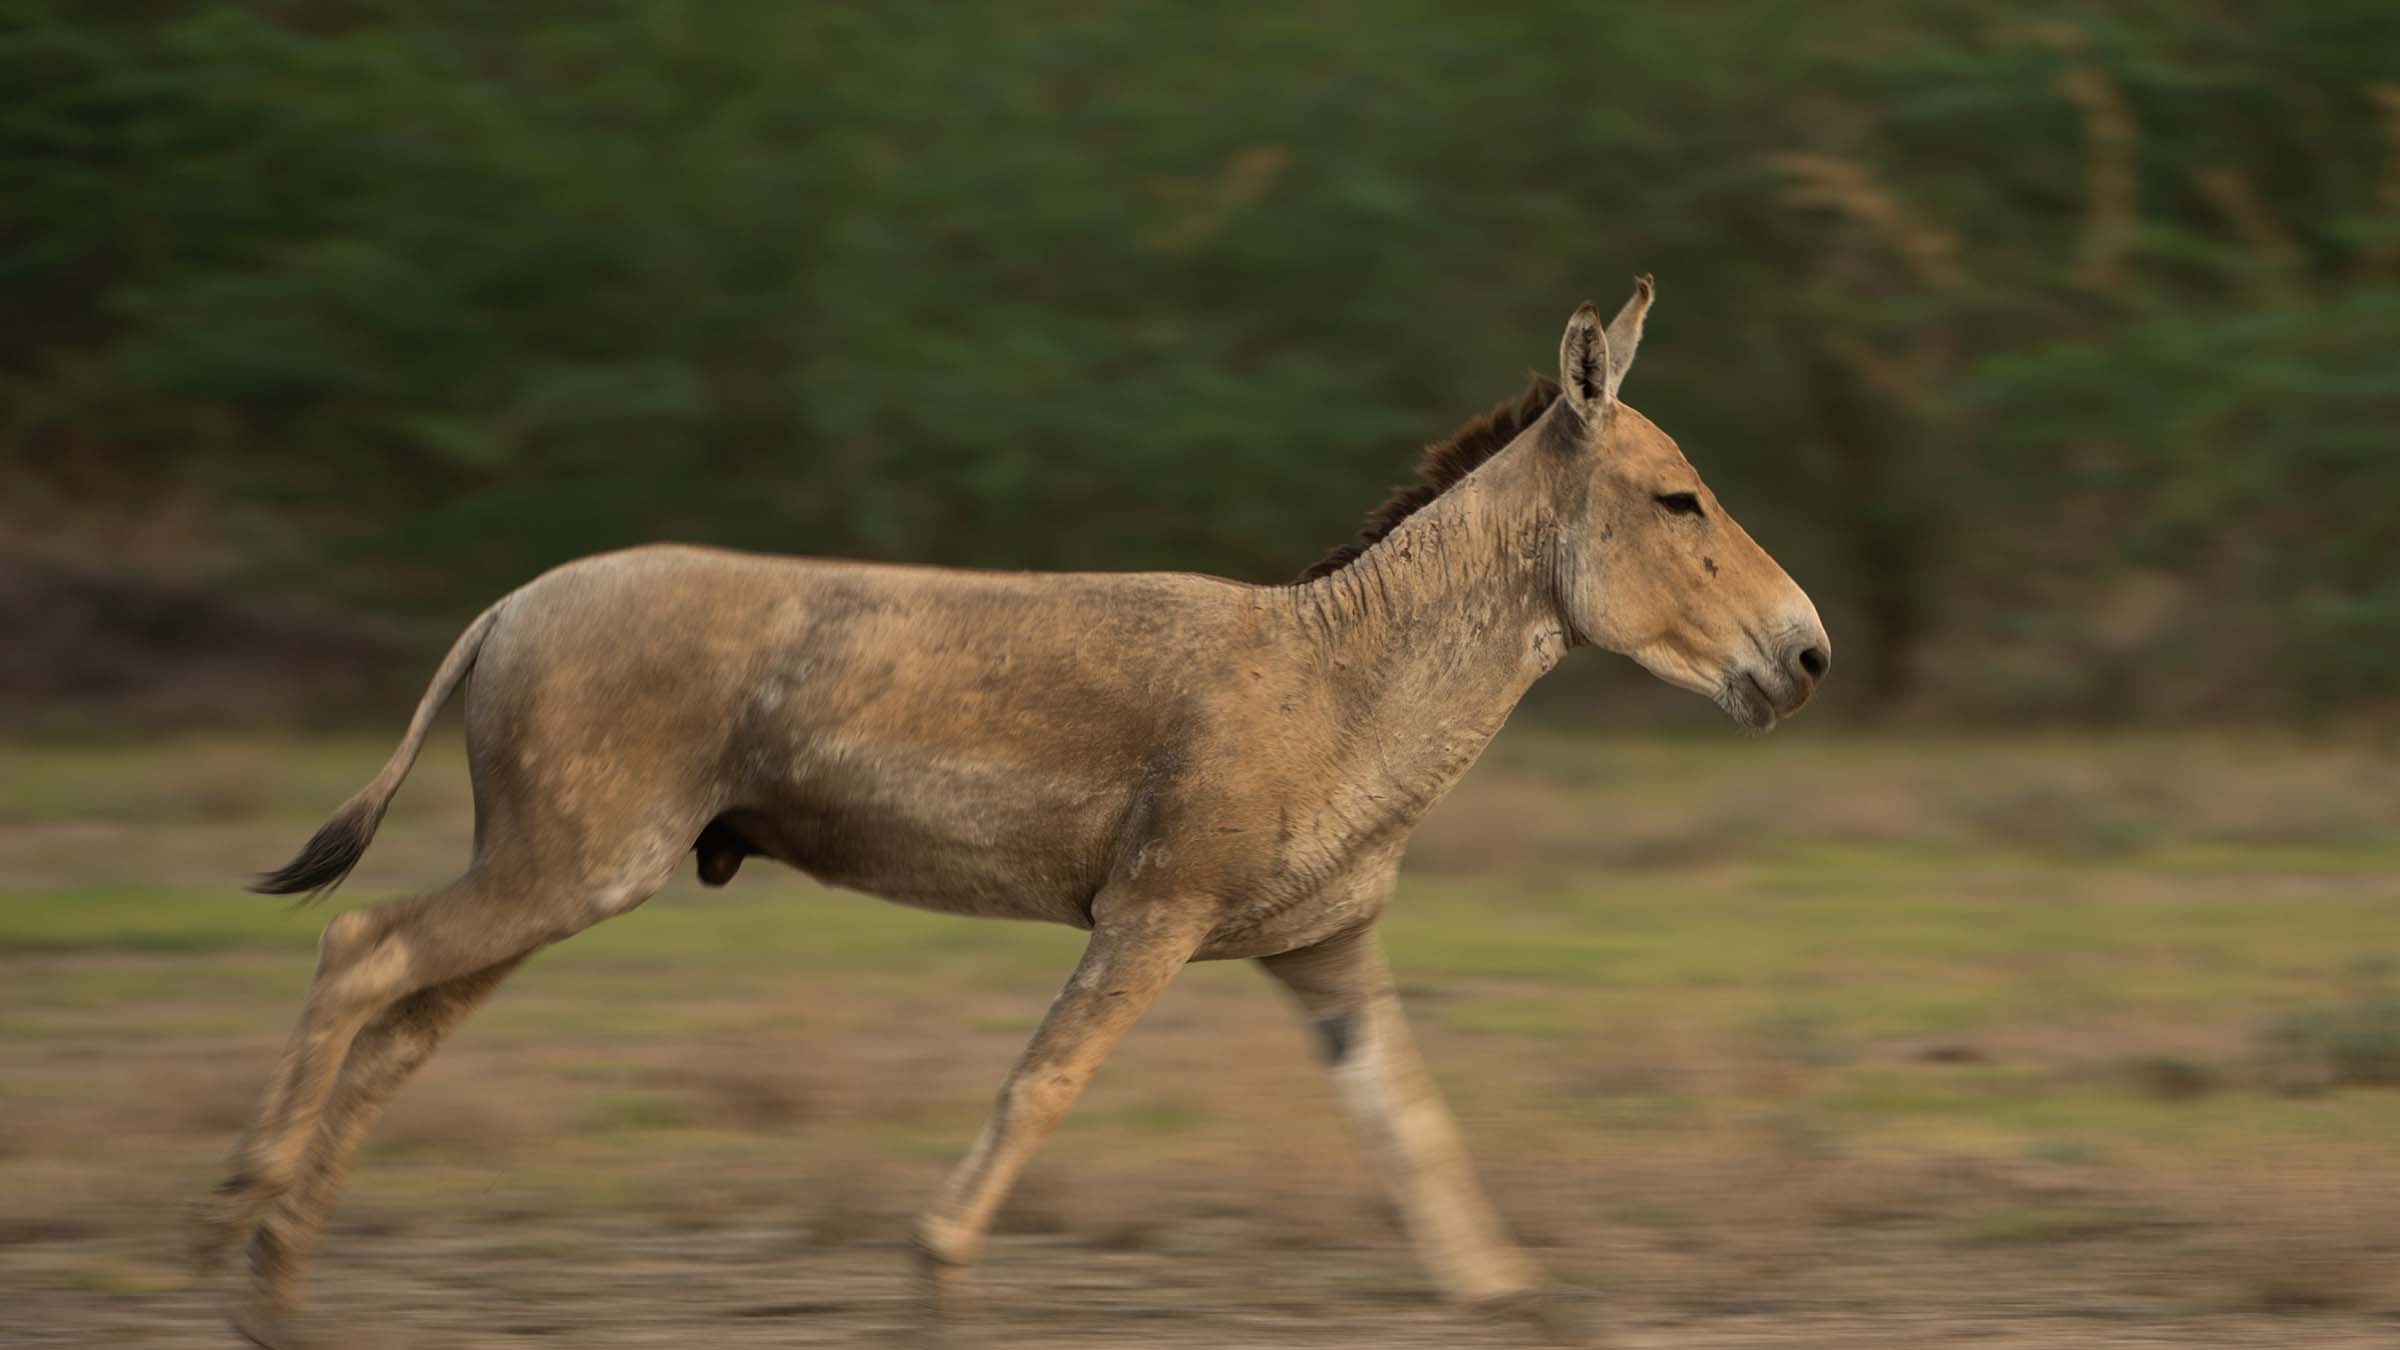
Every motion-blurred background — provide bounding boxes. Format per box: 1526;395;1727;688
5;5;2398;1346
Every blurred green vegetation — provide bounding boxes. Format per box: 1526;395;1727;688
6;2;2398;718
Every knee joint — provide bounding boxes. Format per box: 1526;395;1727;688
315;910;409;1007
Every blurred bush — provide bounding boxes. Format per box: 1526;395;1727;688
5;2;2397;720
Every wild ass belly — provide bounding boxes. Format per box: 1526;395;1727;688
716;737;1402;958
722;740;1131;928
1185;851;1401;961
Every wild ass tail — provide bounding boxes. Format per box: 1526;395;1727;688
250;600;507;901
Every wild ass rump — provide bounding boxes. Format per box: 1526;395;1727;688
193;279;1829;1346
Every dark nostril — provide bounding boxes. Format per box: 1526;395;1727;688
1796;646;1828;681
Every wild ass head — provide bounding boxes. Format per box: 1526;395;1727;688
1545;278;1829;729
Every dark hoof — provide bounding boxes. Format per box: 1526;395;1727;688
1475;1286;1603;1347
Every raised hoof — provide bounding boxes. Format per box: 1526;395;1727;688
1474;1286;1603;1347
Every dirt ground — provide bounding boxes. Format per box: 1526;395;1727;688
6;732;2399;1347
14;1225;2400;1348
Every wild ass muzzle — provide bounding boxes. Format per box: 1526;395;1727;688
192;279;1829;1346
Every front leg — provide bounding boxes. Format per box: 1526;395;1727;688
1257;927;1550;1307
912;896;1213;1325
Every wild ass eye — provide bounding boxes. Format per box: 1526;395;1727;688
1657;492;1703;517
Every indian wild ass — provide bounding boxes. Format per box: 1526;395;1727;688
192;280;1829;1343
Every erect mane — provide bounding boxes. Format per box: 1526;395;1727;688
1296;373;1564;582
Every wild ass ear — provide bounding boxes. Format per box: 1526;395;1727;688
1557;300;1613;424
1557;275;1653;427
1603;274;1654;396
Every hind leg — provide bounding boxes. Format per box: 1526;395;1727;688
229;953;529;1342
190;859;659;1280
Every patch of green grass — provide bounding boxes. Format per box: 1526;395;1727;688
1088;1100;1212;1135
2149;842;2400;877
574;1092;701;1135
0;886;322;953
56;1258;187;1295
1555;1091;1702;1132
1747;1006;1852;1066
2259;981;2400;1092
1438;994;1587;1039
0;737;467;826
1946;1204;2143;1247
2024;1136;2099;1166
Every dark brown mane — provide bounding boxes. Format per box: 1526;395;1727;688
1297;373;1565;581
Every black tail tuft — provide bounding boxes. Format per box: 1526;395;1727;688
249;802;379;902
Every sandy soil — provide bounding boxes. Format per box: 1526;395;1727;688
13;1222;2400;1349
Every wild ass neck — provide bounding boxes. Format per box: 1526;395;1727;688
1284;452;1566;816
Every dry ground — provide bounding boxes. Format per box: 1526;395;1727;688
4;729;2400;1346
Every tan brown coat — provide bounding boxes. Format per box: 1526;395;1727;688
192;282;1828;1345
